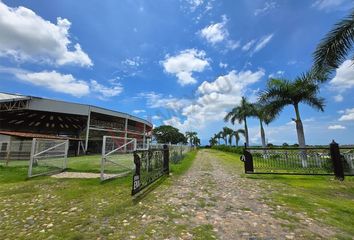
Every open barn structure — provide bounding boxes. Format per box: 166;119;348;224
0;93;153;156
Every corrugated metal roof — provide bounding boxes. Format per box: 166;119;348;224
0;130;80;140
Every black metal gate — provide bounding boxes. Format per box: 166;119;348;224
241;141;354;180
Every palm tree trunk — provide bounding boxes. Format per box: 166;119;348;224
260;119;266;148
294;104;307;167
244;117;249;147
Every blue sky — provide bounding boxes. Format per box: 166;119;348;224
0;0;354;145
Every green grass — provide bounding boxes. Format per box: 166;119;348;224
208;149;354;239
0;150;198;239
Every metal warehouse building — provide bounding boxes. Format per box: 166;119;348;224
0;93;152;155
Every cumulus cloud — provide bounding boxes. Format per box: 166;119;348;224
339;108;354;121
199;15;240;50
161;49;209;86
15;71;90;97
0;2;92;66
330;60;354;92
268;70;285;79
334;94;343;102
328;124;346;130
160;69;265;132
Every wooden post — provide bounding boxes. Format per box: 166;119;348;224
329;140;344;181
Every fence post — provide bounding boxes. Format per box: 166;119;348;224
329;140;344;181
242;143;254;173
28;138;36;178
163;144;169;175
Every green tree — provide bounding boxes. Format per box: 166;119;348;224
209;136;218;146
222;127;234;146
185;131;198;146
313;9;354;74
259;73;325;166
249;103;277;148
152;125;186;144
224;97;253;147
233;129;245;147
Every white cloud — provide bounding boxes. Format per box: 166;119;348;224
268;70;284;79
253;34;274;53
219;62;228;68
133;109;146;114
161;49;209;86
139;92;191;111
15;71;90;97
339;108;354;121
200;16;228;44
312;0;350;11
328;124;346;130
162;69;265;132
199;15;239;50
121;57;142;67
254;1;276;16
152;115;162;120
185;0;204;12
330;60;354;92
242;40;256;51
90;80;123;98
334;94;344;102
0;2;92;66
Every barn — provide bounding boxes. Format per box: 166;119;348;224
0;93;153;156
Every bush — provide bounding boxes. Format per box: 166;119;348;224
211;145;243;155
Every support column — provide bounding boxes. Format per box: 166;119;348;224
124;118;128;151
84;107;91;153
143;124;146;149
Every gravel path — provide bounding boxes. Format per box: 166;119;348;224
148;150;336;239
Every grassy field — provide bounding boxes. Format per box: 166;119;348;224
209;149;354;239
0;151;197;239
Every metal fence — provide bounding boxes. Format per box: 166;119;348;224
0;140;33;166
100;136;137;181
28;138;69;178
241;141;354;180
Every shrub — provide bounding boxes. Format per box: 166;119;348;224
211;145;243;155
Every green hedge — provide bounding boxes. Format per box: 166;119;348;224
211;145;243;155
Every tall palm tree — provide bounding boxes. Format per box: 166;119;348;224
185;131;197;146
193;136;201;146
216;132;222;145
259;73;325;166
250;103;277;148
209;137;217;146
233;129;245;147
313;9;354;75
222;127;234;146
224;97;253;147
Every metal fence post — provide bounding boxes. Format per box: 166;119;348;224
163;144;169;174
28;138;36;178
329;140;344;181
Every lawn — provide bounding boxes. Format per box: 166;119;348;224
0;150;197;239
208;149;354;240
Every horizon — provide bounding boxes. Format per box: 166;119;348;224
0;0;354;146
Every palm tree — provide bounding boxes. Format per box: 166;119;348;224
224;97;253;147
185;131;197;146
250;103;277;148
216;132;222;145
233;129;245;147
209;137;217;146
259;73;325;166
313;9;354;75
222;127;234;146
193;136;201;146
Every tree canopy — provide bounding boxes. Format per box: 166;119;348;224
152;125;187;144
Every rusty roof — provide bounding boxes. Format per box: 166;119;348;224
0;130;80;140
